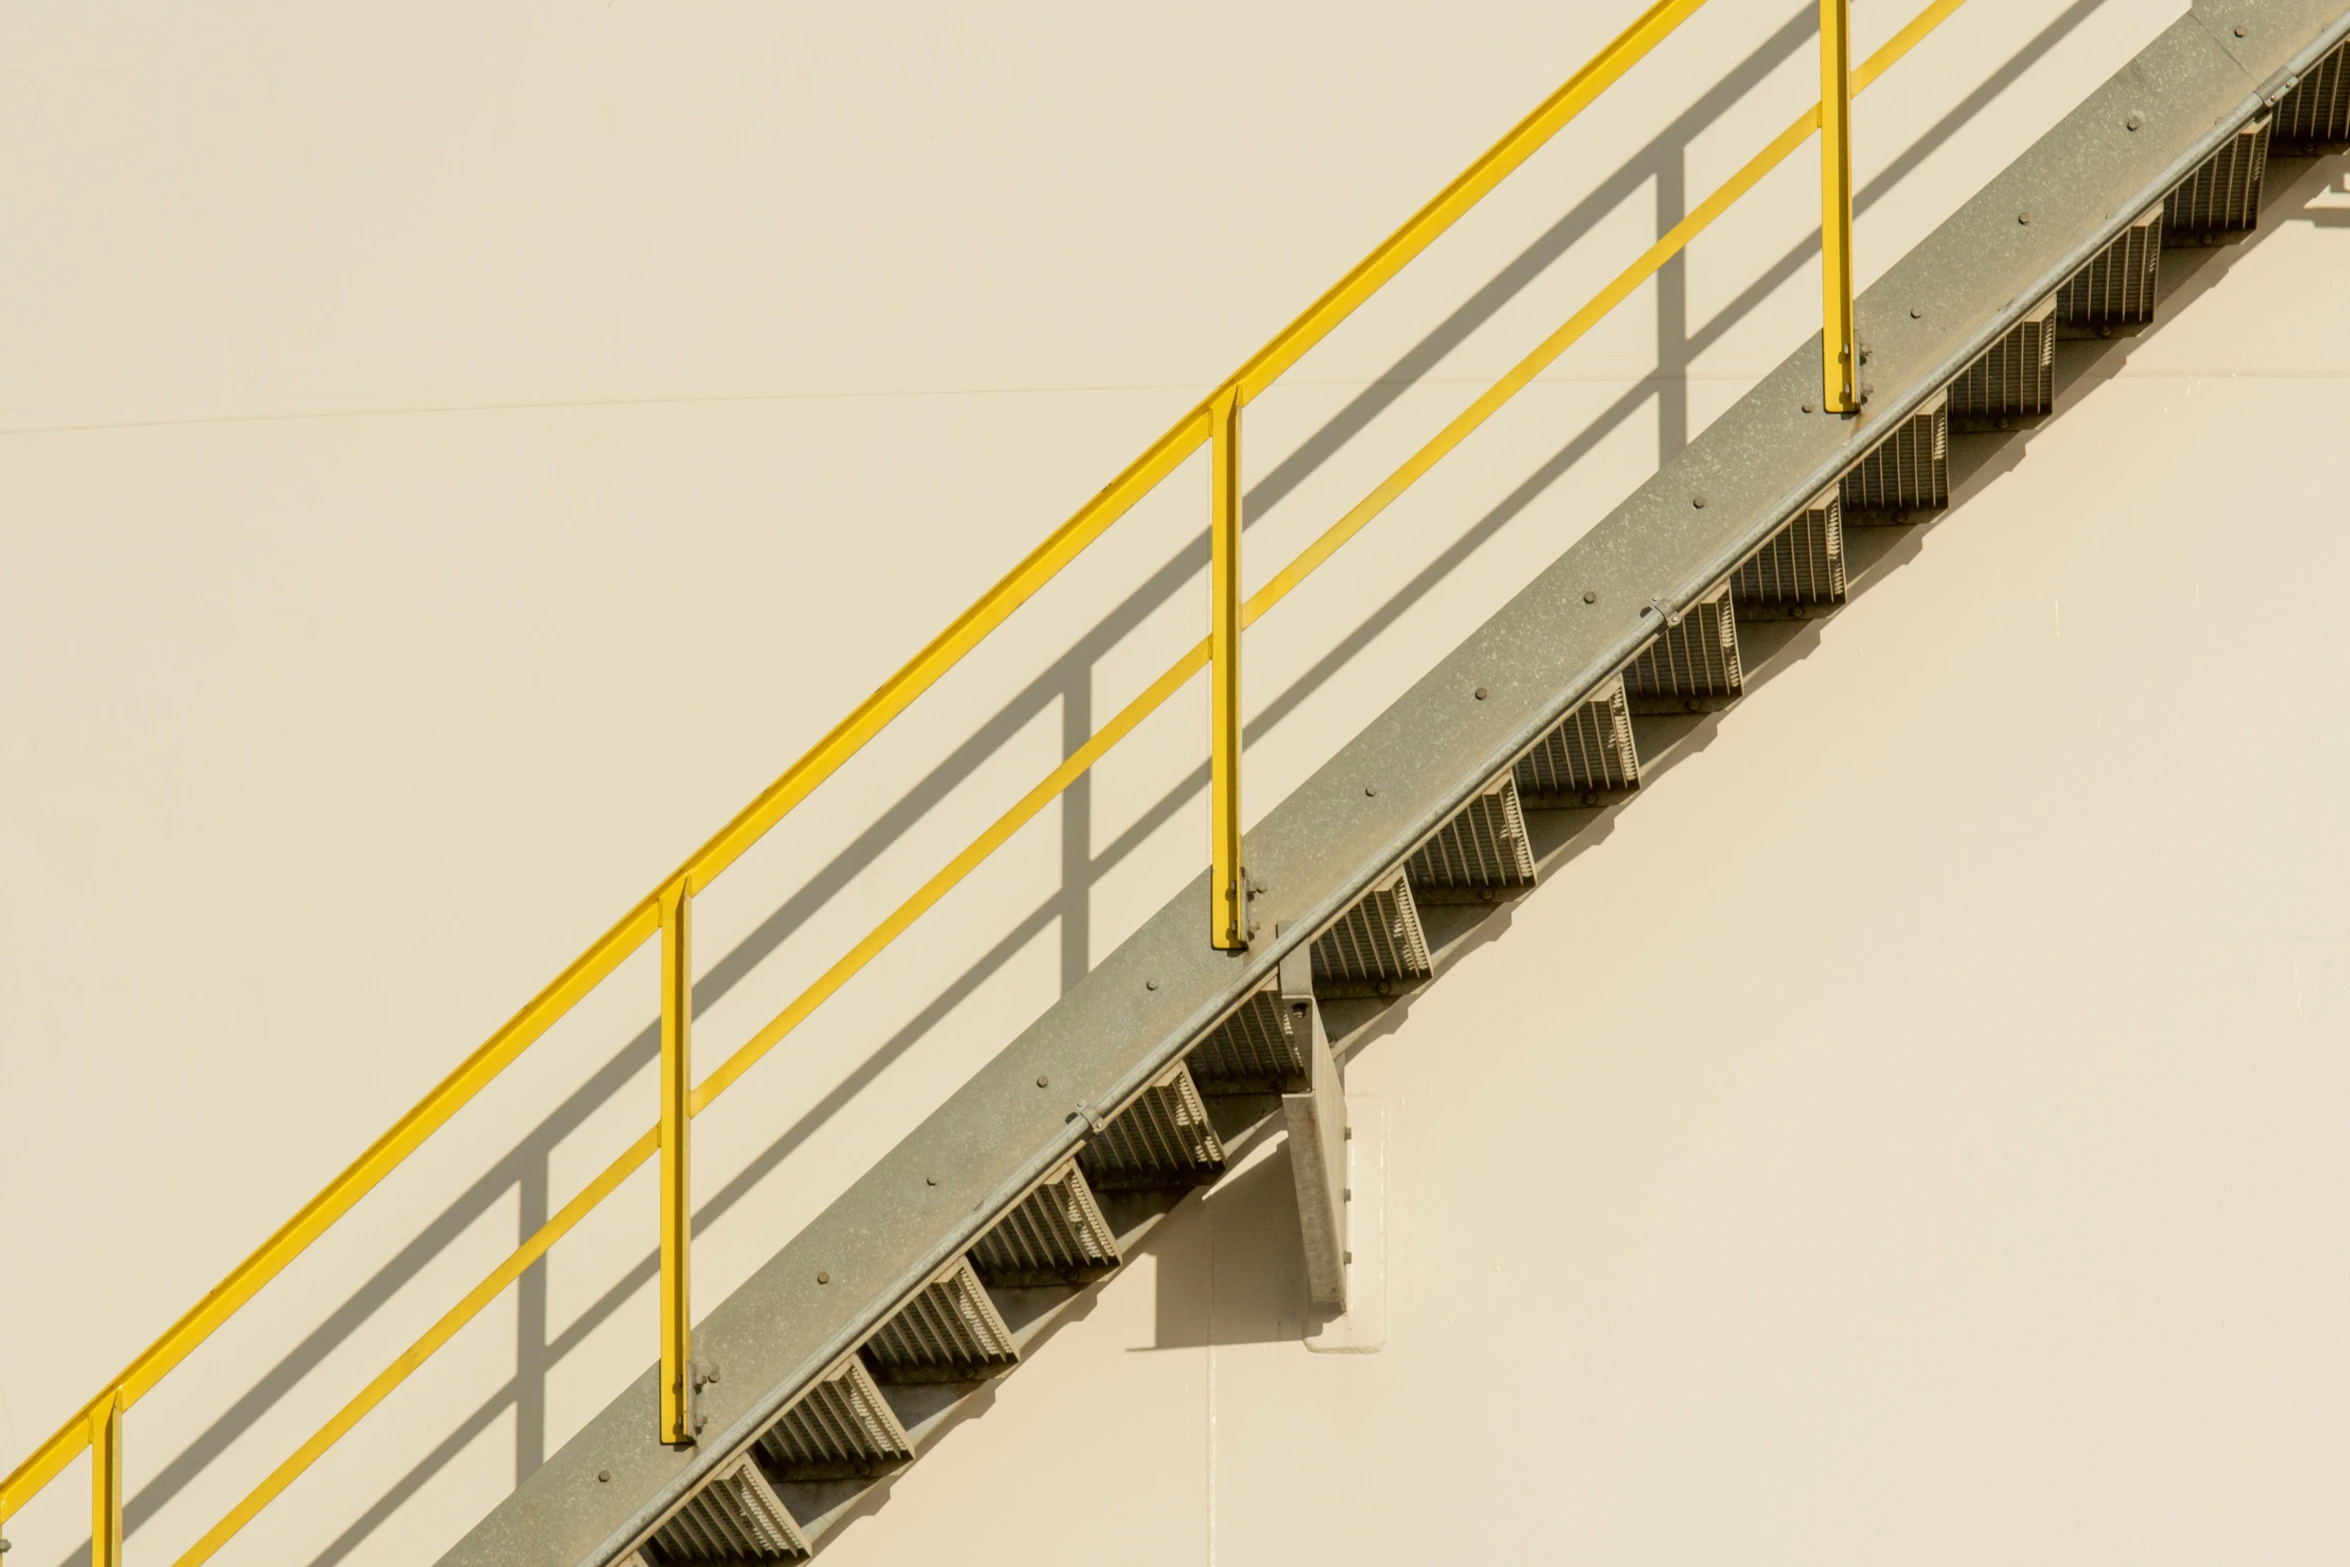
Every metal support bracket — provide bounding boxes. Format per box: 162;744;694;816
1278;939;1349;1311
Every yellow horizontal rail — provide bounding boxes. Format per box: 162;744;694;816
4;0;1974;1550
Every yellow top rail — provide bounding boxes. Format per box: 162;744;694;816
0;2;1969;1558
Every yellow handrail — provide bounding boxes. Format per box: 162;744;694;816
0;1;1712;1523
2;2;1974;1559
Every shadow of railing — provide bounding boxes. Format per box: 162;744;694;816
63;4;2123;1562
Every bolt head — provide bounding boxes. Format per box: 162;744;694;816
817;1269;831;1284
1473;685;1488;700
926;1174;938;1185
1364;785;1378;797
1909;306;1922;319
1801;400;1814;413
1690;494;1707;509
1145;977;1159;990
598;1469;611;1484
2233;24;2246;36
1582;589;1598;604
2018;210;2032;225
2126;111;2144;131
1036;1073;1050;1088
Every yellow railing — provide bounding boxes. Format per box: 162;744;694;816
0;0;1968;1559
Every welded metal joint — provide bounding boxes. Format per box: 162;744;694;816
1209;384;1247;950
658;878;696;1447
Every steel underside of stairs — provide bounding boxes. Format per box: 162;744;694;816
446;6;2350;1564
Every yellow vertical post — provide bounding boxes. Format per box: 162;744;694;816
657;879;694;1445
90;1392;123;1567
1819;0;1858;413
1208;384;1246;950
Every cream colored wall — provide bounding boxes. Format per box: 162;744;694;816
7;2;2346;1564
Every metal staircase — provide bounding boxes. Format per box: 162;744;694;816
446;7;2350;1566
6;5;2347;1566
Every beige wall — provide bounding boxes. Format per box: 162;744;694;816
7;2;2348;1563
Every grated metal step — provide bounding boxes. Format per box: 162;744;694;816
755;1356;913;1483
1184;982;1307;1094
2055;201;2162;332
2275;35;2350;148
2165;114;2270;237
1731;484;1844;618
1407;771;1536;902
1624;583;1742;714
969;1159;1121;1286
1078;1062;1226;1192
1840;388;1947;519
1310;868;1433;997
635;1454;809;1564
1514;674;1640;805
860;1257;1019;1384
1949;294;2055;428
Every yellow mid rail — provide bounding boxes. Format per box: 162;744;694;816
0;1;1965;1560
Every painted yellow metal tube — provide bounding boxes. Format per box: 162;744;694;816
1233;0;1713;400
1820;0;1859;412
90;1394;122;1567
1209;388;1246;950
1854;0;1971;94
658;881;695;1446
